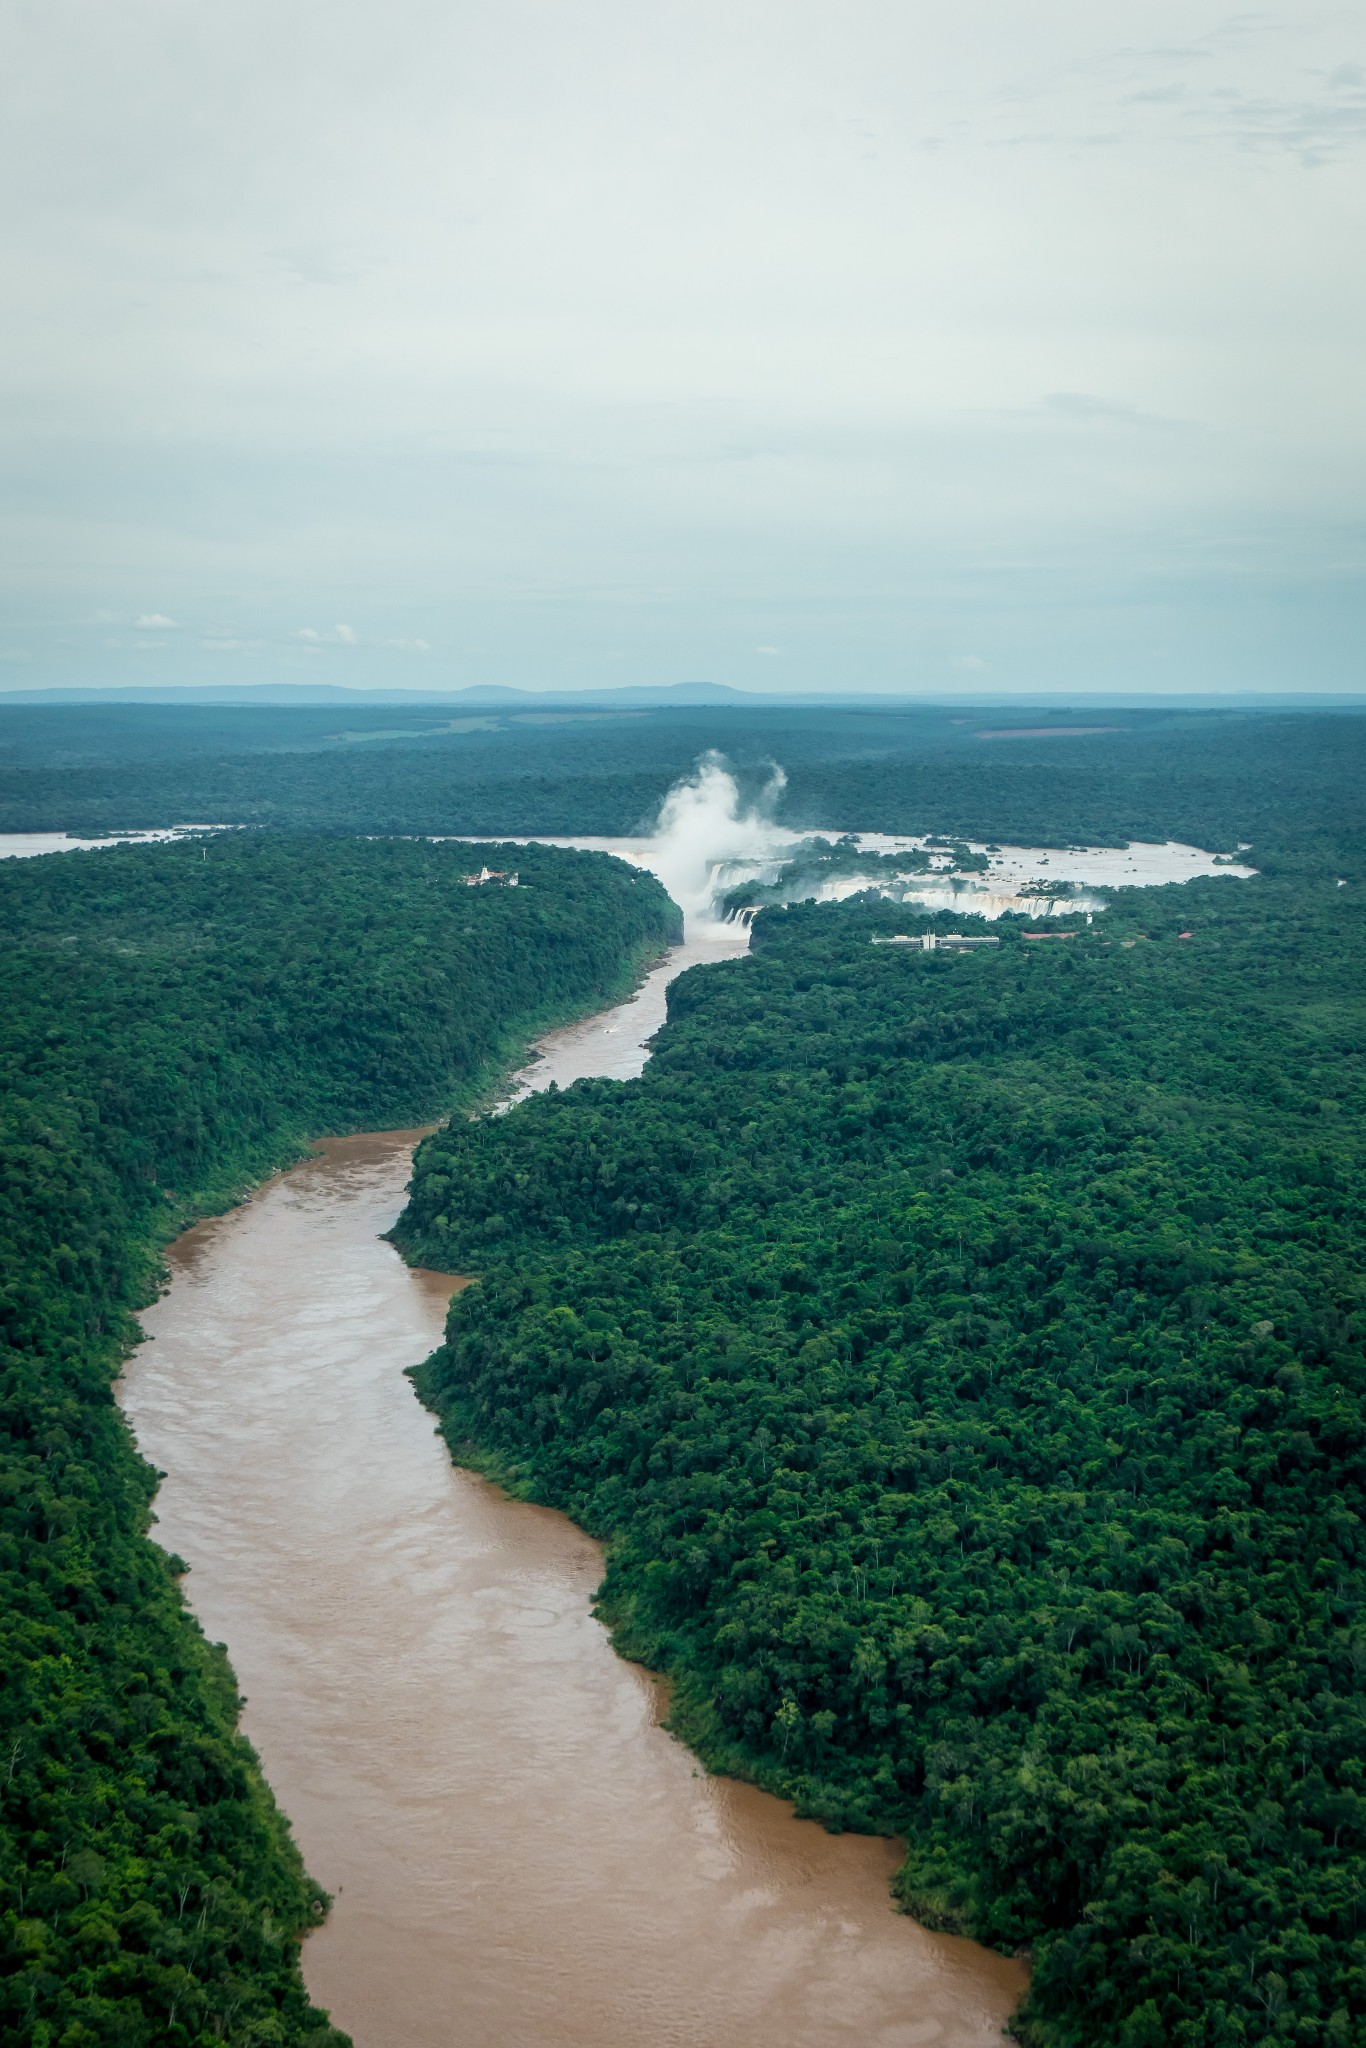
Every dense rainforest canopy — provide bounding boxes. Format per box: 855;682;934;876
400;829;1366;2045
4;702;1365;2046
0;832;678;2047
1;697;1363;863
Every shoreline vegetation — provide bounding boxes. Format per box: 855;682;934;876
3;704;1364;2047
0;834;679;2047
396;787;1366;2047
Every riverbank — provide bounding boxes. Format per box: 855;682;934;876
0;833;680;2047
395;868;1366;2046
127;1128;1025;2048
106;878;1023;2046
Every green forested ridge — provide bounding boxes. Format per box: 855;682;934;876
0;700;1361;865
0;833;678;2046
400;849;1366;2045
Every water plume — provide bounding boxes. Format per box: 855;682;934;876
643;753;798;934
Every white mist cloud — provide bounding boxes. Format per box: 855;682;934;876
643;753;797;934
134;612;176;628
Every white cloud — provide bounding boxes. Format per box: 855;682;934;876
755;645;781;656
297;624;360;644
1039;392;1185;434
386;637;430;651
2;1;1363;693
953;654;988;671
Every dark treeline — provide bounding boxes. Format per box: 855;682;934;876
1;702;1363;872
0;698;1180;777
399;831;1366;2044
0;834;678;2046
784;714;1366;884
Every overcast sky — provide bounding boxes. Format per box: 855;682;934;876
2;1;1363;696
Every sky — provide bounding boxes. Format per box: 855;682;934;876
1;1;1363;697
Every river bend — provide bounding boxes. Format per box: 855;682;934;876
122;960;1025;2048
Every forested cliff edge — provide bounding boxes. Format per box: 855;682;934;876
398;776;1366;2048
0;835;678;2047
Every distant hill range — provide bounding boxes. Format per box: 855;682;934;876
1;682;1362;711
0;680;750;708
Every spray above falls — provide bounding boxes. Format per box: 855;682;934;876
640;753;802;935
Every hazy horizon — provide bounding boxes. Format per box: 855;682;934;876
4;681;1366;708
3;2;1363;698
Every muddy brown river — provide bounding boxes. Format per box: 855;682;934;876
122;950;1025;2048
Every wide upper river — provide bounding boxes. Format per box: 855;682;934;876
121;931;1027;2048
